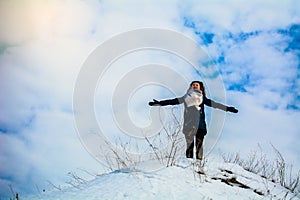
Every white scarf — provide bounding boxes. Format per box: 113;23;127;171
184;89;203;110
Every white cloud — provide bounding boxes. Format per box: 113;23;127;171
216;91;300;169
0;0;102;43
179;0;300;33
180;0;300;176
0;108;103;194
0;0;185;197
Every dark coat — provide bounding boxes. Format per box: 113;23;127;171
158;95;228;137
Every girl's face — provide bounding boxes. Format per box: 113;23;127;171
191;82;201;90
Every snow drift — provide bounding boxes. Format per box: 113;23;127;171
23;158;299;200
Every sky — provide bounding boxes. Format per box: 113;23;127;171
0;0;300;198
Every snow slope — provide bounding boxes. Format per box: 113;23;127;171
24;158;299;200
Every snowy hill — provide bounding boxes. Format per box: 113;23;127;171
24;158;299;200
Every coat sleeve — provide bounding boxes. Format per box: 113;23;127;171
158;97;184;106
203;97;228;111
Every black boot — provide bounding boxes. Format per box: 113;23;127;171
186;144;193;158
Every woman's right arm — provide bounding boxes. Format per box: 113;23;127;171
149;97;183;106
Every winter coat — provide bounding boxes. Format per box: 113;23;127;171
158;94;228;137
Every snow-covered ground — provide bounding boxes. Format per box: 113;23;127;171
24;158;299;200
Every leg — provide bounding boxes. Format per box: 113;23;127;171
195;132;204;160
184;129;196;158
186;142;193;158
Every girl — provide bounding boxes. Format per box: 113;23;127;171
149;81;238;160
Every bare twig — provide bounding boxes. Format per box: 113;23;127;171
8;184;15;198
46;180;62;191
221;143;300;197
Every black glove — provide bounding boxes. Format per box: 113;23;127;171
148;99;161;106
227;106;238;113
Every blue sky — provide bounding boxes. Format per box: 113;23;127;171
0;0;300;198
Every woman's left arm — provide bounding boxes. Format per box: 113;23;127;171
203;97;238;113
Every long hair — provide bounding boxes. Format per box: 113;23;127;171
190;81;206;97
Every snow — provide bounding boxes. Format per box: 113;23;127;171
24;157;299;200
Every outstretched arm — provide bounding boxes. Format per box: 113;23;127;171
149;97;183;106
204;98;238;113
